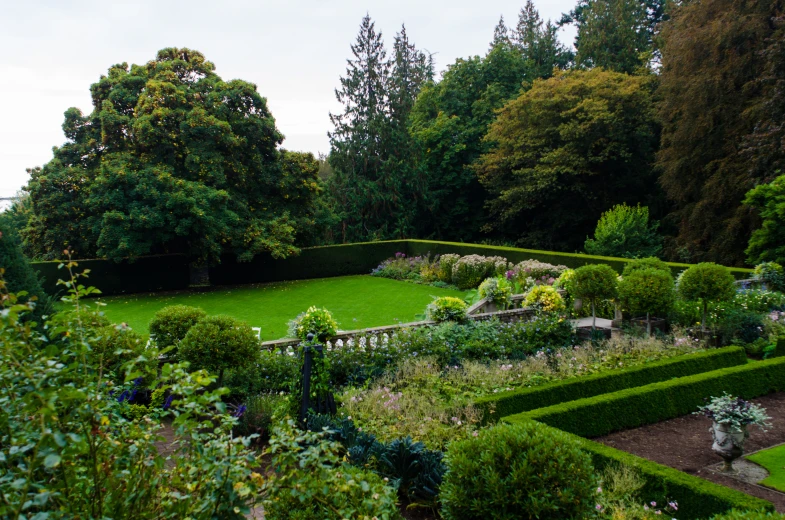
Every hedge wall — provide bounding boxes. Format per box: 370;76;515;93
31;254;191;297
502;416;773;519
208;241;407;286
29;239;752;296
476;347;748;423
405;240;754;279
517;356;785;438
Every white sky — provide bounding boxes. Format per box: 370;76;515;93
0;0;576;198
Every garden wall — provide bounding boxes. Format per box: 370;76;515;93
30;239;753;296
476;347;748;423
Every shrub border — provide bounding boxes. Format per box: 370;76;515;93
475;346;748;423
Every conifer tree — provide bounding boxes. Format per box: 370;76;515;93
491;15;512;49
328;15;391;242
514;1;573;78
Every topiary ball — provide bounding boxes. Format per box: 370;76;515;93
179;314;260;384
678;262;736;304
440;421;598;520
149;305;207;355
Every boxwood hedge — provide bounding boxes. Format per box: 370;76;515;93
476;347;748;423
517;356;785;438
501;416;773;519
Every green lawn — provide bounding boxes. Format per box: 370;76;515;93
88;275;464;340
747;443;785;492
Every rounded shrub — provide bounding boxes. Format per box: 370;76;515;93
678;262;736;330
618;267;675;335
452;255;493;290
523;285;566;313
438;254;461;283
179;315;260;385
426;296;468;323
754;261;785;292
478;276;513;308
440;421;598;520
622;256;671;276
287;306;338;342
149;305;206;354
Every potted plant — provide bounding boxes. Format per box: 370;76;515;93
573;264;618;336
617;267;675;337
694;393;770;472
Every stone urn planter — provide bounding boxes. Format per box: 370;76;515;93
710;422;749;472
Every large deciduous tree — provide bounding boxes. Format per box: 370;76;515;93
656;0;781;265
475;69;659;251
23;48;317;280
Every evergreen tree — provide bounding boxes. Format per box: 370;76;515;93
656;0;779;265
492;15;512;49
384;25;433;237
328;14;391;242
514;1;573;78
0;217;51;319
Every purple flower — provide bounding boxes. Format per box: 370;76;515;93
132;377;143;387
116;390;131;403
233;405;247;418
162;394;174;410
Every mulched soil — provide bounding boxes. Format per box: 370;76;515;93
595;392;785;512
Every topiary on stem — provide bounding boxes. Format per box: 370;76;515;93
574;264;619;330
426;296;469;323
678;262;736;332
288;306;339;342
440;421;598;520
618;267;675;336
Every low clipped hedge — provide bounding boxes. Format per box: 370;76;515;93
406;240;753;279
502;417;773;519
516;356;785;438
476;347;748;423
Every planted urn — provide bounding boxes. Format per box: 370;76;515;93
694;393;771;472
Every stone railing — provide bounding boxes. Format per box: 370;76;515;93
261;295;537;352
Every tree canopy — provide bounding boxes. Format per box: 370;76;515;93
475;68;659;251
23;48;318;266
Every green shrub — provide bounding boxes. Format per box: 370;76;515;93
476;346;747;423
234;393;287;442
0;221;52;320
754;262;785;292
437;253;461;283
519;356;785;438
584;203;663;259
512;259;567;282
262;421;402;520
287;306;338;342
622;257;671;276
574;263;619;328
678;262;736;331
440;421;598;520
179;315;260;385
426;296;468;322
478;276;512;307
149;304;206;355
618;268;675;335
523;285;565;312
90;324;157;385
711;511;785;519
451;254;493;289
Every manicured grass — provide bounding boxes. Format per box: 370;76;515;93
87;275;464;340
747;443;785;492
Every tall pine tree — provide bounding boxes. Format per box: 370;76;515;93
514;1;573;78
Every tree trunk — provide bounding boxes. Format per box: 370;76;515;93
591;301;596;331
646;311;651;338
189;260;211;287
702;302;707;333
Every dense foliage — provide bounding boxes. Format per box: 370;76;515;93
148;304;207;354
22;48;318;269
426;296;469;323
440;421;598;519
744;175;785;265
476;69;659;251
0;220;50;318
585;203;662;259
617;267;674;333
678;262;736;331
288;306;339;341
574;264;619;327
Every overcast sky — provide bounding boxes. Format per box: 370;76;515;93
0;0;576;199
